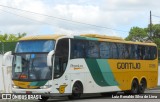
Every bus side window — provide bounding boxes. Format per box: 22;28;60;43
150;46;157;60
141;46;146;60
144;46;149;59
100;42;109;59
111;43;118;59
71;39;88;59
54;39;69;79
136;45;142;60
118;44;125;59
124;44;130;59
87;41;99;58
130;44;135;59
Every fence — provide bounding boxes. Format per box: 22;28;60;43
0;42;17;54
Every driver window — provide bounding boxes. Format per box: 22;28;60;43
54;39;69;78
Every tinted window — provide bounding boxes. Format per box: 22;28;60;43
130;45;137;59
100;42;110;58
71;39;157;60
87;41;99;58
16;40;55;53
112;43;118;58
71;40;88;58
54;39;69;79
118;44;125;59
150;46;157;60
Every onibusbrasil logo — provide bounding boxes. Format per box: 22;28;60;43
1;94;42;100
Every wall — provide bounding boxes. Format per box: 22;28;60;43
0;55;4;92
0;54;12;93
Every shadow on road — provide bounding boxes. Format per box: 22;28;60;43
46;93;120;102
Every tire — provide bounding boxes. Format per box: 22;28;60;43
138;79;147;94
38;96;49;102
68;82;83;100
130;79;139;94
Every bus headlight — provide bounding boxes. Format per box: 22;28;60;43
12;85;19;89
40;85;52;89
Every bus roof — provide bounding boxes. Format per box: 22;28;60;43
81;34;124;41
19;34;157;46
19;34;65;41
77;34;157;46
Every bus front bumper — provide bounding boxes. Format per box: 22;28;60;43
12;88;71;97
12;87;52;94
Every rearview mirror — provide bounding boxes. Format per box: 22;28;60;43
47;50;54;67
3;51;13;67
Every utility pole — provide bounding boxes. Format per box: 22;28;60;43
149;10;152;40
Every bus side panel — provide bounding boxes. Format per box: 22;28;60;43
108;59;158;90
149;59;158;88
67;59;121;93
65;58;157;93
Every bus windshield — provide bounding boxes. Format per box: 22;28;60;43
15;40;55;53
12;53;52;81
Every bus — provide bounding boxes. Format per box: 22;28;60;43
3;34;158;101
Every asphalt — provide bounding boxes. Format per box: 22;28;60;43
0;87;159;102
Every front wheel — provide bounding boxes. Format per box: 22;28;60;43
68;82;83;99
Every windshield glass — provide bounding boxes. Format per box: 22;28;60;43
12;54;52;81
15;40;55;53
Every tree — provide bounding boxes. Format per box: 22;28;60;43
18;33;27;39
151;24;160;38
125;27;148;41
126;24;160;58
0;33;26;42
153;38;160;50
0;33;27;54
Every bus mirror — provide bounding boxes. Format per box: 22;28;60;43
47;50;55;67
2;51;13;67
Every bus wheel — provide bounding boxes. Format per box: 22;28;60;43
130;79;139;94
138;79;147;94
38;96;49;102
68;81;83;100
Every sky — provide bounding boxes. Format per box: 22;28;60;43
0;0;160;38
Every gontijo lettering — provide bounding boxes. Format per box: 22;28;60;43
117;62;141;69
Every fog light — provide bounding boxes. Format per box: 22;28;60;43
13;85;19;89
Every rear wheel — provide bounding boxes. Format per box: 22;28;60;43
68;81;83;99
130;79;139;94
138;79;147;94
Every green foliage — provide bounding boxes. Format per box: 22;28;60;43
153;38;160;50
0;33;26;42
0;42;17;54
126;24;160;59
125;27;148;41
0;33;26;54
151;24;160;38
